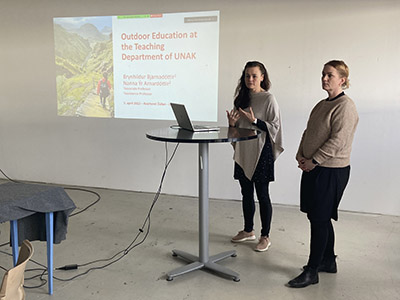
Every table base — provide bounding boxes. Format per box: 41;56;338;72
166;249;240;282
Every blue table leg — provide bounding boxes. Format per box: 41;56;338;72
10;220;19;266
45;212;54;295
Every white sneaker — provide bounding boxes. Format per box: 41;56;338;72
254;236;271;252
231;230;256;243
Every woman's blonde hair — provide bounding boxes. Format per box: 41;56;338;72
325;60;350;89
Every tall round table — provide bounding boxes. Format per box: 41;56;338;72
146;126;260;282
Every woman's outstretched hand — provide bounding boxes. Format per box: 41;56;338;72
226;109;240;127
238;107;256;123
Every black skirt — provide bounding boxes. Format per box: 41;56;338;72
300;166;350;221
234;132;274;183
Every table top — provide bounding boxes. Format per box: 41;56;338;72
146;126;260;144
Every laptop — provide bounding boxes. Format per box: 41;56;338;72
170;103;219;132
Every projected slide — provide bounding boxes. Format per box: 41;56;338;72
54;11;219;121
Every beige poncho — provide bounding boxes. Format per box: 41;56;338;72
233;91;284;180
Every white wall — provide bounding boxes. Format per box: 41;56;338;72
1;0;399;216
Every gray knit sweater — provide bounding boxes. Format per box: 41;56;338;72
296;94;359;167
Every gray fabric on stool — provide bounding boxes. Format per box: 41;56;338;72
0;182;76;245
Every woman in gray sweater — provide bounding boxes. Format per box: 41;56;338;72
288;60;359;288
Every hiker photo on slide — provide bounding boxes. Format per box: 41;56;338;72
97;72;112;108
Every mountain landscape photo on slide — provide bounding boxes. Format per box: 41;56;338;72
54;17;114;118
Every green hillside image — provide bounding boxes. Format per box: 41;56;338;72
54;21;114;118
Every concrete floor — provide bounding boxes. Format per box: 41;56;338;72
0;186;399;300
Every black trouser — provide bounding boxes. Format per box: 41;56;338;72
100;95;107;107
307;219;336;269
239;177;272;237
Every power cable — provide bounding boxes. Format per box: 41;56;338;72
0;142;180;285
52;142;179;281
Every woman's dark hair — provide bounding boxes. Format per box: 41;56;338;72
234;61;271;109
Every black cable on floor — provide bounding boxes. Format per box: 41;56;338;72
52;142;180;281
1;142;179;285
66;187;101;217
